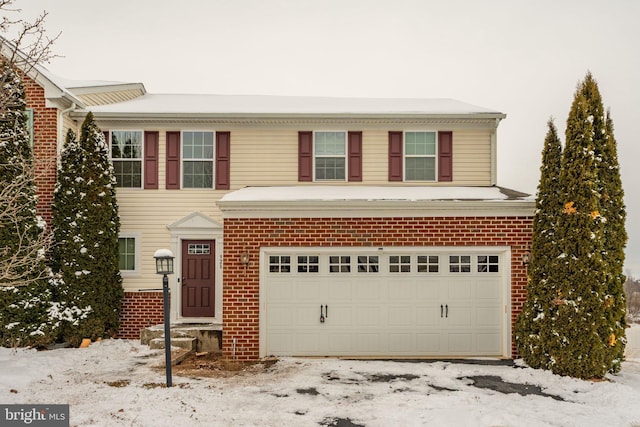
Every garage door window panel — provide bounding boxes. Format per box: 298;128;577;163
389;255;411;273
269;255;291;273
417;255;439;273
449;255;471;273
358;256;379;273
477;255;499;273
298;255;319;273
330;256;351;273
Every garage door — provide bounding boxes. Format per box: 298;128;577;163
263;248;508;357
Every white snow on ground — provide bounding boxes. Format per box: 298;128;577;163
1;328;639;427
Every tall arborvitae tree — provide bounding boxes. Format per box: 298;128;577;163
582;74;627;372
0;62;56;346
52;113;122;344
544;76;615;379
515;119;563;368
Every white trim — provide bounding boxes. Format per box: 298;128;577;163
108;130;145;189
259;245;512;358
168;212;223;325
403;130;438;182
313;130;348;182
180;130;216;189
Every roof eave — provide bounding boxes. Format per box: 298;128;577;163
217;199;535;219
72;111;507;121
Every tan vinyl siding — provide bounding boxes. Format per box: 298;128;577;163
116;126;493;291
117;190;224;291
76;88;145;106
451;130;492;185
231;129;299;187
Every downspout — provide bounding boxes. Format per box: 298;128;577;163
57;102;77;160
490;117;500;186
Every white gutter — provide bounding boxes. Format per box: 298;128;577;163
57;103;77;159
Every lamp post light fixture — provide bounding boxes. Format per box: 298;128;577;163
153;248;175;387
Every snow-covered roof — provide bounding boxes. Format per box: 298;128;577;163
220;186;524;203
217;186;534;218
84;94;505;118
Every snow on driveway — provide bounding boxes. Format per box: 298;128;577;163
0;334;639;426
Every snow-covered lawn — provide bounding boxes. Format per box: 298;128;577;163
1;329;640;427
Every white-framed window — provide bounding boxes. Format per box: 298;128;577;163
314;131;346;181
329;255;351;273
297;255;319;273
269;255;291;273
449;255;471;273
188;243;211;255
405;131;437;181
110;130;143;188
389;255;411;273
477;255;500;273
417;255;440;273
357;255;379;273
118;234;140;275
182;131;214;188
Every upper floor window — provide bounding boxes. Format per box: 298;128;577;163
405;131;436;181
388;131;452;182
182;131;214;188
110;130;143;188
315;131;346;181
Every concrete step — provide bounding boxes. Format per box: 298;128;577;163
141;324;222;354
149;336;196;352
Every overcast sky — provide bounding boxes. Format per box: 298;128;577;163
14;0;640;275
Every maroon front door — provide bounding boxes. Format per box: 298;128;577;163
181;240;215;317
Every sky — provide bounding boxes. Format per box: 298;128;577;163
11;0;640;275
1;333;640;425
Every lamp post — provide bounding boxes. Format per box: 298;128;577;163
154;249;175;387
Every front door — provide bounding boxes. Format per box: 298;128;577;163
181;240;215;317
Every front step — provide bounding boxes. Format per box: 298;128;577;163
141;324;222;354
149;336;197;352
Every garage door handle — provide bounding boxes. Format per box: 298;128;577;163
320;305;325;323
445;304;449;318
440;304;443;318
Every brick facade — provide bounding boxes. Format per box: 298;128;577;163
118;291;164;339
22;72;59;225
222;216;533;360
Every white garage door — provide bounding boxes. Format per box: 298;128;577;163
263;248;508;358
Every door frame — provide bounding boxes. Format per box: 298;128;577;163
181;239;216;318
168;212;223;324
259;246;512;358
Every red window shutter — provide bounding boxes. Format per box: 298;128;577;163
144;131;159;189
166;131;181;189
388;131;403;182
438;131;453;182
298;131;313;182
348;131;362;182
216;131;231;190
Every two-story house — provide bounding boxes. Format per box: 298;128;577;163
20;58;533;361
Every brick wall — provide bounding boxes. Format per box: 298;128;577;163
118;292;164;339
223;216;533;360
22;72;59;225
